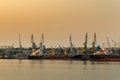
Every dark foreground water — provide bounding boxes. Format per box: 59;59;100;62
0;60;120;80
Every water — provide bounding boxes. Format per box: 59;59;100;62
0;60;120;80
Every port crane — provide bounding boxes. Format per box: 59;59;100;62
19;33;23;51
82;33;88;53
90;33;96;53
112;40;120;48
31;34;37;50
38;33;45;55
92;33;96;48
39;33;45;50
106;36;111;49
68;34;76;57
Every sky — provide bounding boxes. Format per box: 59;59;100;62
0;0;120;48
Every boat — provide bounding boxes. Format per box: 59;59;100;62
28;34;84;60
71;33;90;60
28;34;44;59
89;35;120;62
28;50;43;59
66;34;84;60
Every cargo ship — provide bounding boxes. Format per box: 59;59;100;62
28;34;44;59
89;35;120;62
28;34;84;60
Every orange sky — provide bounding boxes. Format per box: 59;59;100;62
0;0;120;47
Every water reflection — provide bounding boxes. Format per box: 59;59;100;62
68;60;73;65
0;60;120;80
91;61;95;65
39;60;43;64
83;61;87;65
18;60;22;64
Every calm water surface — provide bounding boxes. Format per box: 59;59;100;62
0;59;120;80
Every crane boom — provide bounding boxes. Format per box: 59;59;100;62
106;36;110;49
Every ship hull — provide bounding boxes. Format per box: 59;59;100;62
71;55;88;60
28;55;84;60
90;54;120;62
28;55;43;59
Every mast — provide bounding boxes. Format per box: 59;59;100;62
31;34;37;50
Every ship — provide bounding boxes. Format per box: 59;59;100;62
28;34;84;60
28;34;44;59
70;33;89;60
89;35;120;62
28;49;44;59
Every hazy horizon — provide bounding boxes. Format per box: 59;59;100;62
0;0;120;47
